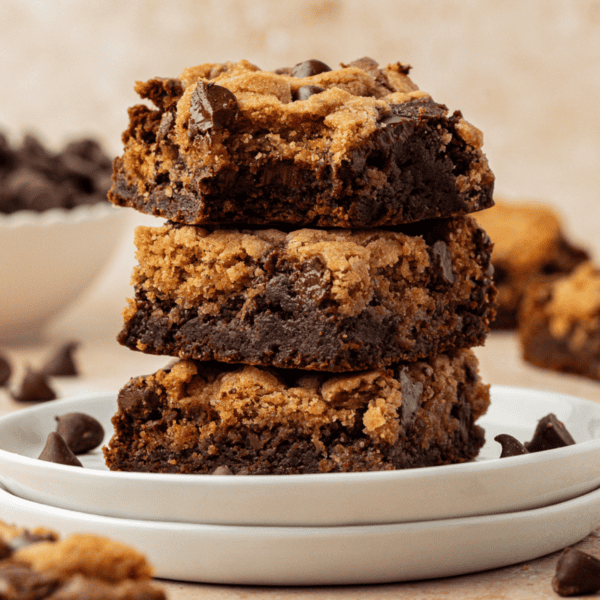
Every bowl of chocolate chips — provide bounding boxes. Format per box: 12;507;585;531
0;131;128;340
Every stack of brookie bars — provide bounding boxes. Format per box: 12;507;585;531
103;57;497;474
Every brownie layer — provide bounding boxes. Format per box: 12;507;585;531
475;200;588;329
109;57;494;228
104;349;489;475
118;216;496;371
0;520;165;599
520;263;600;380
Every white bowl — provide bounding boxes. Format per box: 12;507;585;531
0;202;129;341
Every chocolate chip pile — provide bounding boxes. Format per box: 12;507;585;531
0;131;113;214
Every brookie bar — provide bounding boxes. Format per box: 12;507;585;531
103;349;490;475
108;57;494;228
118;216;496;371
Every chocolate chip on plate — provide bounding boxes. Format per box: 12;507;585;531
0;352;11;387
494;434;529;458
40;341;79;377
55;412;104;454
525;413;575;453
12;367;56;402
189;81;238;136
294;85;326;101
552;547;600;596
290;59;332;78
38;432;83;467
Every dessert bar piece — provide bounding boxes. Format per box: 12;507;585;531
118;216;496;372
475;199;588;329
0;520;165;599
519;262;600;380
108;57;494;228
103;349;490;474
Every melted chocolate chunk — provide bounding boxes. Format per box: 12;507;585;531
432;240;455;285
189;82;238;136
525;413;576;453
553;548;600;596
0;539;11;560
40;341;79;377
290;59;332;78
0;352;11;387
494;434;529;458
294;85;326;101
12;367;56;402
0;564;61;599
38;432;83;467
398;368;422;429
55;412;105;454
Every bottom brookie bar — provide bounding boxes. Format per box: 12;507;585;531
103;349;490;475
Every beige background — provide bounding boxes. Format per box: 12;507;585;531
2;0;600;340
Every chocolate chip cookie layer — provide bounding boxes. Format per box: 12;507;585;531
108;57;494;228
0;520;165;599
103;349;489;474
118;216;496;371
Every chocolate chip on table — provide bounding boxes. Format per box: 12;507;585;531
494;434;529;458
0;352;11;387
40;341;79;377
290;59;332;78
294;85;326;101
38;432;83;467
552;547;600;596
54;412;104;454
525;413;576;453
189;81;238;136
12;367;56;402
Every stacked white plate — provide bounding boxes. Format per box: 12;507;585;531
1;386;600;585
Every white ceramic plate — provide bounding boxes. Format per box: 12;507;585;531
1;386;600;527
2;483;599;585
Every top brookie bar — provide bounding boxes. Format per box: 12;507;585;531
108;57;494;228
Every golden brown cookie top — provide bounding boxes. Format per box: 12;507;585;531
475;199;563;272
547;262;600;339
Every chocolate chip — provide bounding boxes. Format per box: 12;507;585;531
399;368;422;429
432;240;455;285
40;341;79;377
189;82;238;136
294;85;326;101
156;111;174;143
7;529;56;553
0;539;11;559
494;434;529;458
552;548;600;596
38;432;83;467
55;412;104;454
12;367;56;402
380;115;405;125
212;466;233;475
525;413;576;453
290;59;332;78
0;352;11;387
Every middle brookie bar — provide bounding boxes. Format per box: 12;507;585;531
104;349;490;474
118;215;496;372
